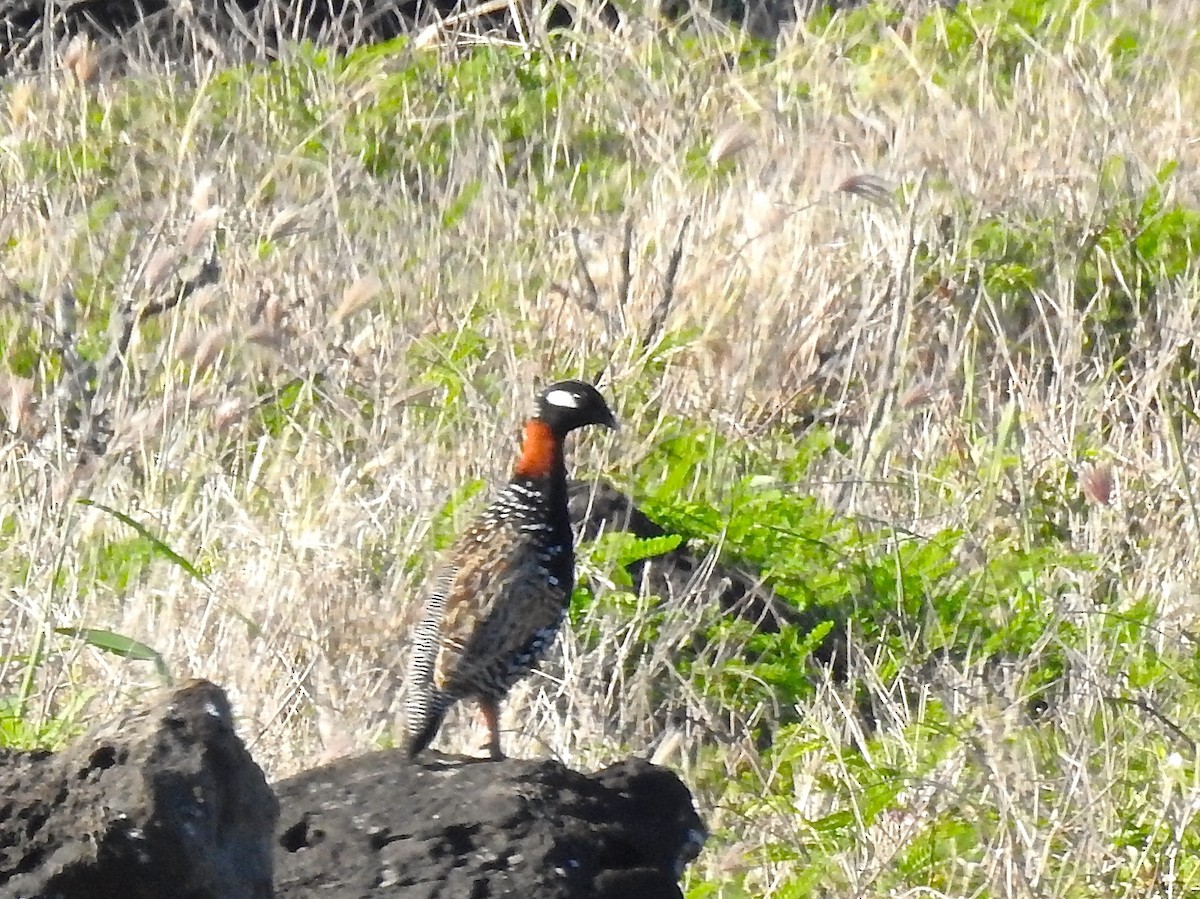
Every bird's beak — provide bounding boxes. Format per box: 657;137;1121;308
602;409;619;430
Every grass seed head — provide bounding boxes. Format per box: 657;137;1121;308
709;121;756;167
62;34;99;85
1081;463;1115;506
331;275;384;326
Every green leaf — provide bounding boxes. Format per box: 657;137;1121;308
609;533;684;565
76;499;206;583
54;627;172;684
807;809;855;833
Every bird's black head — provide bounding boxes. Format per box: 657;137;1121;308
534;380;619;437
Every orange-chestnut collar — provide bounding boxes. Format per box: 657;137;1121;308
512;420;562;480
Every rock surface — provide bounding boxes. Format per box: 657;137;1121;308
569;477;801;631
273;752;706;899
0;0;907;73
0;0;615;73
0;680;277;899
569;477;846;671
0;682;705;898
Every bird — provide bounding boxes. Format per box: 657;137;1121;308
404;379;618;760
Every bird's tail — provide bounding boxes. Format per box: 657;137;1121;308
404;685;452;759
405;606;451;758
404;700;447;759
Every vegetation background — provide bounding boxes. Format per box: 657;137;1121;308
2;0;1200;893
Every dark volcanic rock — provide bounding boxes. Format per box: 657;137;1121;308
1;0;400;71
0;0;617;73
569;477;848;656
0;679;277;899
0;679;705;899
273;752;706;899
568;477;804;632
0;0;937;74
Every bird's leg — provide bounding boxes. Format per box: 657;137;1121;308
477;698;504;760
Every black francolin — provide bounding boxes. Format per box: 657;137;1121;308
404;379;618;760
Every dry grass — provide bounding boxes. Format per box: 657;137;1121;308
3;0;1200;893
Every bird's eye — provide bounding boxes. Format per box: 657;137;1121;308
544;389;582;409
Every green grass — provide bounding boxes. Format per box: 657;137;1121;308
2;0;1200;894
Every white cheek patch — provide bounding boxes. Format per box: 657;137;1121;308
544;388;582;409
